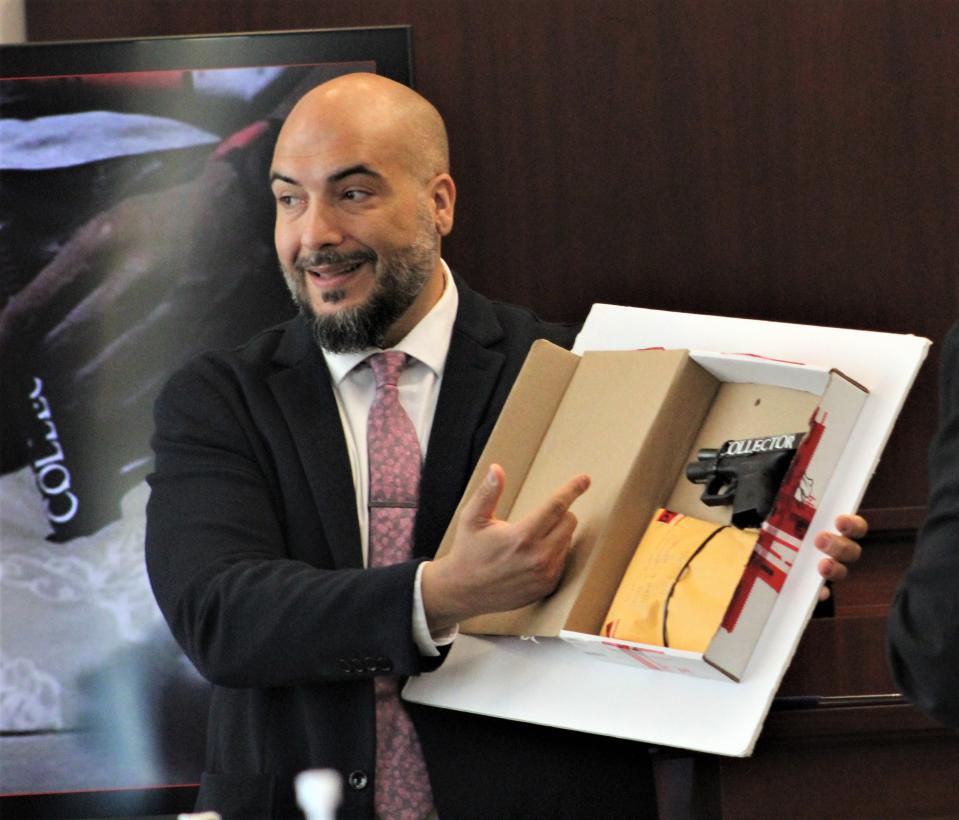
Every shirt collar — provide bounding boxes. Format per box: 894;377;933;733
322;261;459;384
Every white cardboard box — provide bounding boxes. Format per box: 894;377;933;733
561;351;868;683
404;305;930;756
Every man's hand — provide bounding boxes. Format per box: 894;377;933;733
814;513;868;601
422;464;590;631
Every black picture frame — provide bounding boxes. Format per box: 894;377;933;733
1;25;412;83
0;26;412;820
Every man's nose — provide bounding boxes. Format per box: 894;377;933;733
301;201;344;249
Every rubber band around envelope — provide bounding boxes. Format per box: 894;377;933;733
661;523;731;648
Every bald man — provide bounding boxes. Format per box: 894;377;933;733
146;74;865;820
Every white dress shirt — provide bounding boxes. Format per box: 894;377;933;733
322;264;459;655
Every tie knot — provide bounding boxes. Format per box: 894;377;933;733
369;350;408;389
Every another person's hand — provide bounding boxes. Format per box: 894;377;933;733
814;513;868;601
422;463;590;631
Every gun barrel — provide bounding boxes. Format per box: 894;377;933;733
685;461;715;483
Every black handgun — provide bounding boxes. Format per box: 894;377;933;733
685;432;803;528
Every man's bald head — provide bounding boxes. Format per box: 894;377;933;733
277;72;449;182
269;72;456;352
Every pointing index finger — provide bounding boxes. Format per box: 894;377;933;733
523;473;591;539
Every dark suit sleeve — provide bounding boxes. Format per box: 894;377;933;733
887;321;959;726
145;354;441;690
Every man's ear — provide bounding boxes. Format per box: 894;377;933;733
429;174;456;236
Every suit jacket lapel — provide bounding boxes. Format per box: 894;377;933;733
269;317;363;569
266;284;509;566
414;279;506;559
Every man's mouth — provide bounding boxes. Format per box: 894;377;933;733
296;251;376;284
305;259;366;279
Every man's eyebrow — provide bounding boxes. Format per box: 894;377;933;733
329;164;383;183
269;171;299;186
269;165;383;187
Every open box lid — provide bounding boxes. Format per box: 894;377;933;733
451;344;723;639
404;305;930;757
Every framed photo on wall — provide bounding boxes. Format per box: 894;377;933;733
0;26;411;818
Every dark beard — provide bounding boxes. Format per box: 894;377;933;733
284;229;436;353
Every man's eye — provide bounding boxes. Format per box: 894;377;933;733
276;194;300;207
343;189;370;202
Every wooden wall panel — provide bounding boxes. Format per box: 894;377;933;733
14;5;959;816
23;0;959;544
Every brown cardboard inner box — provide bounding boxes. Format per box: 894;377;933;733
435;341;819;641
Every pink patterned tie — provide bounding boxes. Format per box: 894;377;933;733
366;351;433;820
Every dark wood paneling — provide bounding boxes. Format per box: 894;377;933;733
777;614;895;697
831;526;918;617
23;0;958;516
704;731;959;819
13;11;957;819
650;615;959;818
667;616;959;819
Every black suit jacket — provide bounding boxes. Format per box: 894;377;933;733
146;277;657;819
887;320;959;727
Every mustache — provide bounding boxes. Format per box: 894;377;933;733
294;248;377;272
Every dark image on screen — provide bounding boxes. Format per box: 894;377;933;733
0;28;411;798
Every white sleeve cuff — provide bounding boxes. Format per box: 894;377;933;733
413;561;458;656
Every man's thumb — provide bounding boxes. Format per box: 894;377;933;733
464;463;505;526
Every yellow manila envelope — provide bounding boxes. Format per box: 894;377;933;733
602;508;759;653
